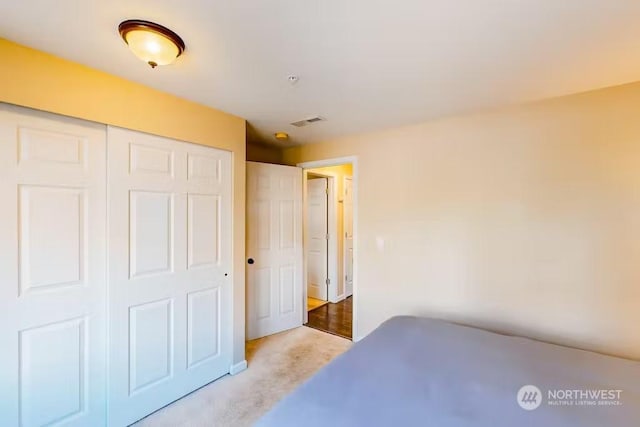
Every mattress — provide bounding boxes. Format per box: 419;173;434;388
256;316;640;427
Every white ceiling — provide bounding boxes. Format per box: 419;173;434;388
2;1;640;146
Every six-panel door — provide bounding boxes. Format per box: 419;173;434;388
107;127;232;426
246;162;303;340
0;106;107;426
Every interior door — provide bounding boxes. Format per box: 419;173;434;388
344;176;354;297
0;105;107;426
307;177;328;300
107;127;232;426
247;162;303;340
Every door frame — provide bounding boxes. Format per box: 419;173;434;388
298;157;359;341
343;175;353;298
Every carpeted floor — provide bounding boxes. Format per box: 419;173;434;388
134;326;352;427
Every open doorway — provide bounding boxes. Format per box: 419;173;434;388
301;161;355;339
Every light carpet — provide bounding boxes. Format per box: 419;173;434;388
134;326;352;427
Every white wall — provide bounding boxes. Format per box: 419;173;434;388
284;81;640;359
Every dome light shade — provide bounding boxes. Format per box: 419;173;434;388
119;20;185;68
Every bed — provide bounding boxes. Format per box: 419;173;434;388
256;316;640;427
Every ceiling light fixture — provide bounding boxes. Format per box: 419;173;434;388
274;132;289;141
118;19;185;68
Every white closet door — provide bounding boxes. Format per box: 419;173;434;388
107;127;232;426
0;105;107;426
246;162;303;340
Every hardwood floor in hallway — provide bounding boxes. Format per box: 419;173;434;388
307;297;328;312
305;296;352;339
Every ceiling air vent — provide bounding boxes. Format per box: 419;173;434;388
290;116;326;127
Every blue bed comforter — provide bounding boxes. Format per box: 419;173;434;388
256;316;640;427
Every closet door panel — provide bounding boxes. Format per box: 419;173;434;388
0;105;106;427
107;127;232;426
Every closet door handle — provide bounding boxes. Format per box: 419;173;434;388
247;258;255;265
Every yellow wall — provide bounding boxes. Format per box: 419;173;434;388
284;82;640;359
0;38;247;364
247;142;283;164
306;164;353;299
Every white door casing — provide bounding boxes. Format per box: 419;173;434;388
344;176;354;297
246;162;303;340
107;127;232;426
0;106;107;426
298;156;357;339
306;177;328;300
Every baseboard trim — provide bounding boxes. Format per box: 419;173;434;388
230;360;248;375
330;294;345;304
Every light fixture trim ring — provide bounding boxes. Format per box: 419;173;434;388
118;19;186;57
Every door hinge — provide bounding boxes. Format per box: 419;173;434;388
325;233;329;240
325;278;330;285
325;188;329;195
